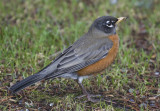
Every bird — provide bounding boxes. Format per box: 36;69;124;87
10;16;126;102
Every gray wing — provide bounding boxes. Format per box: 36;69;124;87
45;37;113;79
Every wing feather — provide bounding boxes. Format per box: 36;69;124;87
61;39;111;72
45;37;113;79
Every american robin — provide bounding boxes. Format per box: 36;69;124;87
10;16;126;102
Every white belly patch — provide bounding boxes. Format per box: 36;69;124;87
59;73;90;83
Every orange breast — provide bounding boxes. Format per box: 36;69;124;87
77;34;119;76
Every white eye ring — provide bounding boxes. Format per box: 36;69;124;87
106;20;113;27
107;24;113;27
106;21;110;23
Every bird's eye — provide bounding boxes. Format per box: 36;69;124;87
106;21;113;28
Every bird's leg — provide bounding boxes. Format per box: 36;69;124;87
76;78;101;102
78;82;101;102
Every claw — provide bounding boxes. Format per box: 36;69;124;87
76;94;102;102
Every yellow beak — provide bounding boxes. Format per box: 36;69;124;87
116;17;127;24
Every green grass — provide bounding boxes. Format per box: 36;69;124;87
0;0;160;110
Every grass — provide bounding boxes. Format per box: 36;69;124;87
0;0;160;110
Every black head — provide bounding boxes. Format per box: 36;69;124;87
91;16;118;35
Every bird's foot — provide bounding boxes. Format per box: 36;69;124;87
86;94;101;103
76;94;101;103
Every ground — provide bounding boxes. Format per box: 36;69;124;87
0;0;160;110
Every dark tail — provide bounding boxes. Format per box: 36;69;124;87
10;63;57;93
10;73;47;93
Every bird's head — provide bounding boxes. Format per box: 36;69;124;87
90;16;127;35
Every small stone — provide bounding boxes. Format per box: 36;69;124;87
129;88;134;93
130;99;134;102
155;72;159;76
49;103;54;107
